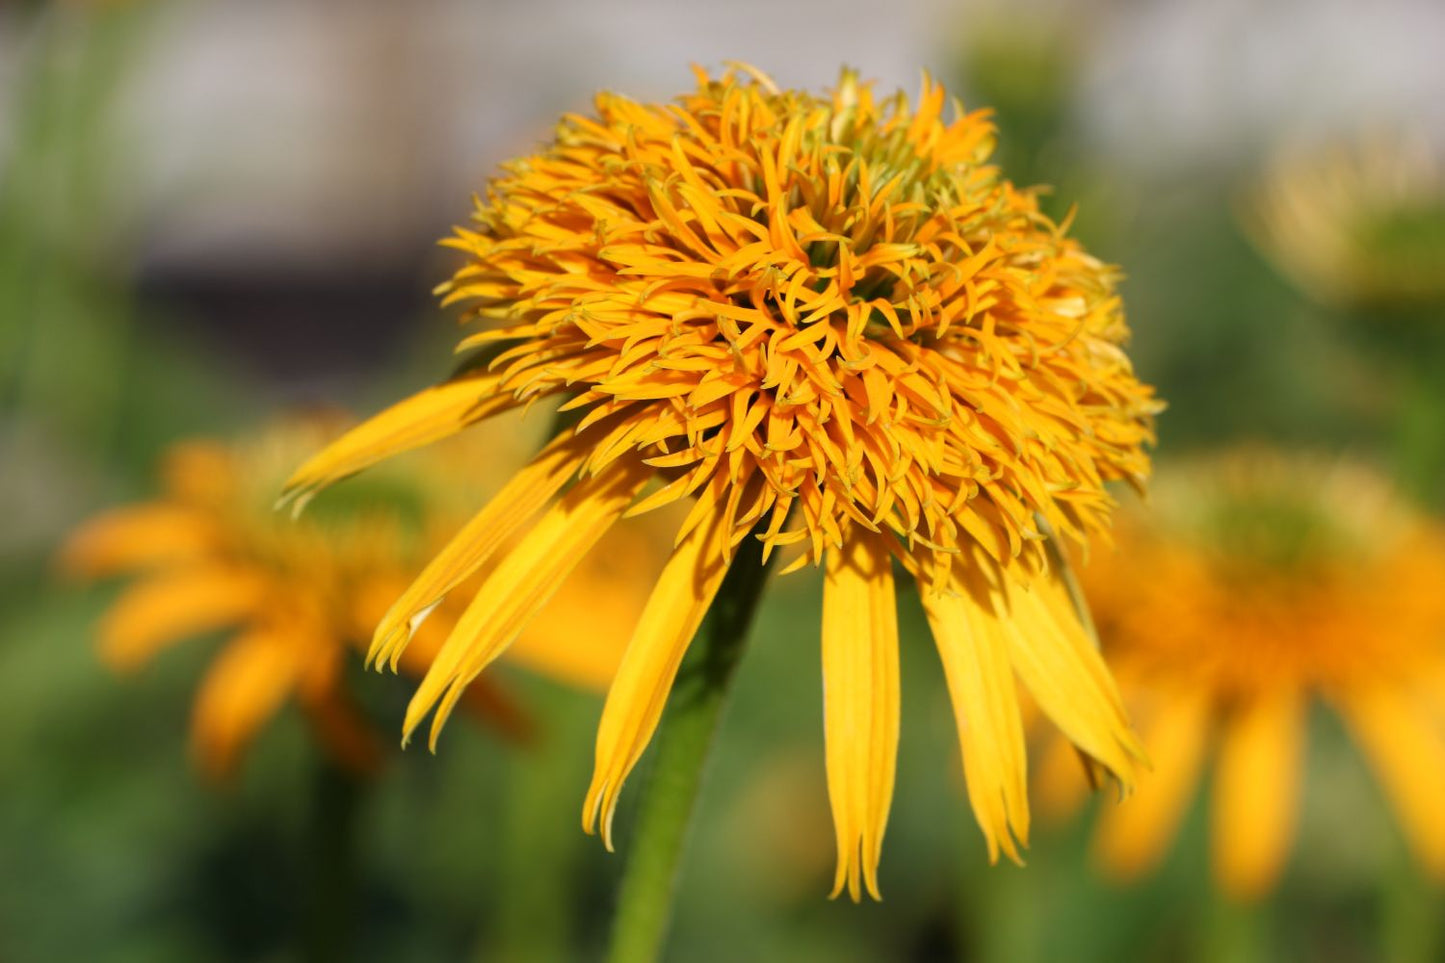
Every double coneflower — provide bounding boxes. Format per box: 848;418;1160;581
284;65;1160;898
1045;451;1445;898
64;416;655;778
1246;130;1445;310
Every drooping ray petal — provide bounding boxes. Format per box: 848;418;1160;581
1095;692;1211;879
821;531;899;901
98;566;271;670
1337;685;1445;878
1211;688;1305;899
1000;567;1142;782
508;520;666;693
278;373;517;512
369;428;594;669
922;580;1029;863
583;508;732;848
390;602;537;742
190;626;313;780
403;460;651;748
59;504;222;577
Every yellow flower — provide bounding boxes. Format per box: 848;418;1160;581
283;65;1159;899
1042;451;1445;899
1245;129;1445;309
63;416;650;779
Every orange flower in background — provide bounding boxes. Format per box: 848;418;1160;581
63;416;656;779
1043;452;1445;899
283;65;1159;898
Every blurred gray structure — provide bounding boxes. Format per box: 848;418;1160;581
2;0;1441;273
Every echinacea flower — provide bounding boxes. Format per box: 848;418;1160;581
1042;452;1445;899
283;65;1160;898
63;416;651;779
1245;130;1445;310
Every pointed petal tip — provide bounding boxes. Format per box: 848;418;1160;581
601;797;619;852
864;870;883;902
581;782;602;835
272;485;314;520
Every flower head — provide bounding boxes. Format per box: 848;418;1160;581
1044;451;1445;899
284;65;1159;898
1246;129;1445;310
64;416;646;779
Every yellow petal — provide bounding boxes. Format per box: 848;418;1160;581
98;566;270;670
1211;689;1304;900
369;429;592;669
512;519;668;692
922;576;1029;864
403;461;650;747
582;507;732;848
278;373;514;512
1337;685;1445;878
190;626;312;780
1000;566;1143;784
821;531;899;901
1095;692;1210;881
60;504;221;578
162;441;236;507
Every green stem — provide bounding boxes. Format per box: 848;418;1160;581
1201;892;1270;963
304;757;366;963
1391;364;1445;511
604;531;775;963
1381;850;1440;963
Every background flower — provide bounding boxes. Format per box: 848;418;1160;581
1042;451;1445;899
63;415;661;779
1245;130;1445;312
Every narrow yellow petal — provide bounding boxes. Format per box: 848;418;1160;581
1000;566;1142;784
369;429;592;669
60;504;220;577
513;519;669;692
161;440;235;506
1337;686;1445;878
392;597;534;741
403;461;650;747
1095;692;1210;880
98;566;270;670
582;508;732;848
1211;689;1305;900
922;578;1029;863
278;373;514;512
821;531;899;901
190;626;311;780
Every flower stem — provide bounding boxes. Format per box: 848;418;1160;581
605;531;774;963
304;757;366;963
1382;849;1439;963
1201;892;1270;963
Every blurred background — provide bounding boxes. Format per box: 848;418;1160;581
5;0;1445;960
